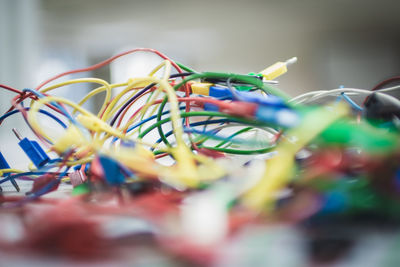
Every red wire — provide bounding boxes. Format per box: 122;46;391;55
362;75;400;106
3;48;187;121
4;90;67;120
10;94;50;146
272;130;283;143
35;48;185;90
116;89;156;128
155;153;169;159
3;49;197;150
371;76;400;91
0;84;22;95
34;47;195;145
125;97;233;125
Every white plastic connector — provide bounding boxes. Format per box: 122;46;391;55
68;170;86;187
285;57;298;66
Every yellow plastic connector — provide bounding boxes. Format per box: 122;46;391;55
171;145;199;188
242;102;349;212
157;145;200;189
76;114;123;138
111;145;158;178
52;125;86;154
260;57;297;80
191;82;213;96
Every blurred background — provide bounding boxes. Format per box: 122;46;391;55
1;0;400;95
1;0;400;168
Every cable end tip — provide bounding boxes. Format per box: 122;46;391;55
12;128;22;141
286;57;298;66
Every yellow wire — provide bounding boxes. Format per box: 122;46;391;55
100;85;143;121
27;95;94;142
39;78;113;117
76;82;127;116
101;80;153;121
103;60;171;124
0;168;24;177
242;103;350;211
93;62;172;153
24;60;217;188
100;60;171;122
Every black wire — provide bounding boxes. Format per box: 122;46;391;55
169;72;194;78
109;83;155;127
203;74;263;84
109;72;194;127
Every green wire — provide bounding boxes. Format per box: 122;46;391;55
138;89;156;135
141;111;268;140
197;145;274;155
153;150;165;156
153;147;273;155
186;129;261;146
153;128;275;155
175;61;197;73
151;117;228;150
156;97;171;147
173;72;291;101
196;126;274;154
155;71;290;148
215;126;253;148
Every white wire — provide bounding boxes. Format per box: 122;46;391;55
289;90;328;103
378;84;400;93
307;88;400;105
291;86;400;105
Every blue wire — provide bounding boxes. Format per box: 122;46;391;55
0;108;67;128
3;169;70;204
111;106;186;143
0;158;63;185
183;127;257;145
23;88;78;125
127;106;186;133
153;119;228;147
341;92;363;111
28;167;70;200
22;88;47;98
0;171;54;184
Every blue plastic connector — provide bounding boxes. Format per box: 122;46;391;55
209;86;233;98
0;152;10;170
255;106;299;128
0;151;20;191
13;129;49;169
19;139;49;168
237;91;286;107
98;155;125;185
209;86;287;108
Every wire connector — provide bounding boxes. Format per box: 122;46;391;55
0;151;19;192
52;125;86;154
13;128;49;169
191;82;213;96
259;57;297;80
68;170;87;187
98;155;125;186
76;114;122;138
255;106;299;128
